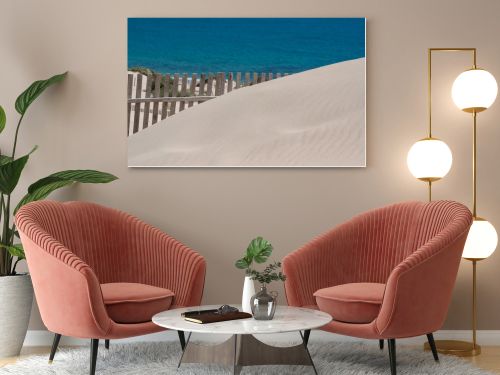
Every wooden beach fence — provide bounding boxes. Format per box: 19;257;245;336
127;72;288;136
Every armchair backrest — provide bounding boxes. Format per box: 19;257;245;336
341;201;421;284
283;200;472;308
16;200;131;283
345;200;469;284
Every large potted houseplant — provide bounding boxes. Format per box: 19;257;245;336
0;72;117;357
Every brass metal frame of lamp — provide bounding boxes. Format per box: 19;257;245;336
422;47;483;357
416;48;477;202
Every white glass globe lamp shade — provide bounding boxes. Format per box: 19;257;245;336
452;69;498;113
407;138;453;181
462;218;498;260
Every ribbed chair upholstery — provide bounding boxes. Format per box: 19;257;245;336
16;200;206;375
283;200;472;375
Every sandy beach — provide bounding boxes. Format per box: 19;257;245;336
128;57;366;167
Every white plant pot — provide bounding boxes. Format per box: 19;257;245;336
241;276;255;313
0;274;33;358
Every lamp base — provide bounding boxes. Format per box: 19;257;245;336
423;340;481;357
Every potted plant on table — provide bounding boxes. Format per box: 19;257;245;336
235;237;273;313
0;72;117;358
235;236;286;319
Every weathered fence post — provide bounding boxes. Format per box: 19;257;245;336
127;70;288;135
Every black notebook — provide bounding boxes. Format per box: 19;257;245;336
182;309;252;324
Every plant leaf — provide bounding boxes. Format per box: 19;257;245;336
0;105;5;134
28;169;117;193
0;148;37;194
49;169;118;183
15;72;67;115
14;169;117;214
16;180;73;213
246;237;273;264
0;244;25;259
235;258;250;269
0;155;13;166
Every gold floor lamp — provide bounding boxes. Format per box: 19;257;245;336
407;48;498;356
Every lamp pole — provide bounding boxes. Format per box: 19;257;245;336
424;48;476;202
470;109;479;352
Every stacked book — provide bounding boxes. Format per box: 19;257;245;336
182;308;252;324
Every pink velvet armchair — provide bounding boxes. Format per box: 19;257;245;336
283;200;472;375
16;200;206;375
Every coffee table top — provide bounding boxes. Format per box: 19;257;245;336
152;305;332;335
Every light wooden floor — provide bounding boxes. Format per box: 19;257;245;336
1;345;500;372
464;346;500;373
0;346;52;367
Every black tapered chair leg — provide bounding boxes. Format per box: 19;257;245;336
90;339;99;375
388;339;396;375
48;333;62;363
303;329;311;347
379;339;384;350
426;333;439;362
177;330;186;350
105;339;110;350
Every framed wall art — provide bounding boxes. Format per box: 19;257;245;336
127;18;366;167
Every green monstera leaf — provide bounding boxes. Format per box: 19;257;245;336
235;257;251;269
235;237;274;270
246;236;273;263
15;72;67;115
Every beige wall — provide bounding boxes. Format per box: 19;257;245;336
2;0;500;331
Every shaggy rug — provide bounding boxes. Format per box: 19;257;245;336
0;341;494;374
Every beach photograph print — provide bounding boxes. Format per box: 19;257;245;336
127;18;366;167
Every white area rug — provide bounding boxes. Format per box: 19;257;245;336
0;341;493;374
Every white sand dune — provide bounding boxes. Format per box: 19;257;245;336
128;58;366;167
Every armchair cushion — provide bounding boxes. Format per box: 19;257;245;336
102;283;174;324
314;283;385;324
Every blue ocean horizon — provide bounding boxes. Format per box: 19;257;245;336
128;18;365;75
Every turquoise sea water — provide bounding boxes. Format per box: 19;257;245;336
128;18;365;74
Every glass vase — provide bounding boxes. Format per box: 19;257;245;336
250;285;278;320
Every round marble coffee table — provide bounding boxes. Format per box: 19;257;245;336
153;305;331;374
